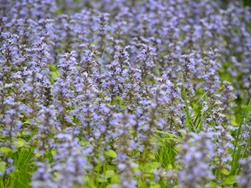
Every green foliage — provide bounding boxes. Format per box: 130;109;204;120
220;176;236;186
0;162;6;176
242;0;251;7
47;63;60;84
104;150;117;159
0;148;35;188
155;130;180;169
181;85;193;132
230;99;251;175
111;96;126;110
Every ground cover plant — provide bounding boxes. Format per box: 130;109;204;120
0;0;251;187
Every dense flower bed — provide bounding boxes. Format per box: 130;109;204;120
0;1;251;187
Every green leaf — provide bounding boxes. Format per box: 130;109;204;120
34;152;41;158
48;63;60;84
112;96;125;109
90;42;98;47
220;176;236;186
104;150;117;158
150;182;161;188
155;130;181;142
110;174;120;184
23;119;30;125
79;140;90;146
55;8;64;16
209;181;219;188
0;147;13;154
181;85;193;131
14;138;26;148
97;176;107;183
104;170;115;178
220;168;230;176
0;161;6;175
142;162;160;173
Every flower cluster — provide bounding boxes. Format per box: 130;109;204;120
237;156;251;188
178;131;215;188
